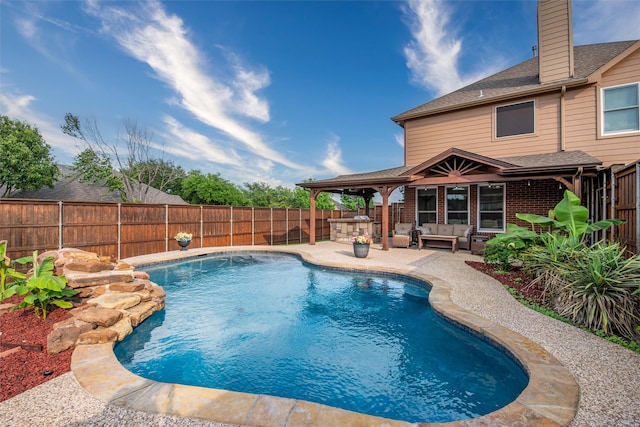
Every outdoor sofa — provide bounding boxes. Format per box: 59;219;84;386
417;223;474;252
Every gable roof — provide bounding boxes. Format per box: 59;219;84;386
299;149;602;190
10;165;188;204
392;40;640;124
300;165;415;190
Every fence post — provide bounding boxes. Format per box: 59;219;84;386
165;205;169;253
118;203;122;260
270;208;273;246
252;207;255;246
58;201;63;250
636;162;640;255
300;209;302;243
200;205;203;248
286;208;289;245
230;206;233;247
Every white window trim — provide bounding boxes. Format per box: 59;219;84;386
415;187;438;226
494;100;536;139
445;185;469;225
600;82;640;136
477;183;506;233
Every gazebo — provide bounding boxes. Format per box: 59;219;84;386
298;166;420;251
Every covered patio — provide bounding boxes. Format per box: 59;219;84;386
299;148;604;251
300;166;419;251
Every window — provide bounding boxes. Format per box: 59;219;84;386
496;100;535;138
478;184;505;232
446;186;468;224
602;83;640;134
416;188;437;225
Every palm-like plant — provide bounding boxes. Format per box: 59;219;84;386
555;242;640;338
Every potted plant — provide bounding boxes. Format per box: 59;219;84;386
352;232;372;258
174;232;193;251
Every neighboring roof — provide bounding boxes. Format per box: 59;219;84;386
392;40;639;123
10;165;188;204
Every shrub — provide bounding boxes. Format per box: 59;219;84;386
483;242;517;272
522;233;584;302
554;242;640;339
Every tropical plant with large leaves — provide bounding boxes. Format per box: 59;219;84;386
7;251;78;319
516;190;625;241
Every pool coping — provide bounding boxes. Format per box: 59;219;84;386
71;246;579;426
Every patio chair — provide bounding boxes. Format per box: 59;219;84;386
392;223;413;248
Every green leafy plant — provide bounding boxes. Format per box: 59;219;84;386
516;190;625;241
484;223;541;270
483;242;517;272
7;251;78;319
0;240;27;299
522;233;584;302
554;242;640;338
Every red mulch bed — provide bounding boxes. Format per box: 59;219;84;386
465;261;547;305
0;294;74;402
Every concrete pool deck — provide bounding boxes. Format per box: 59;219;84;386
1;241;639;426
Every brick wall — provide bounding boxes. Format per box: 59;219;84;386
506;179;566;228
400;179;566;233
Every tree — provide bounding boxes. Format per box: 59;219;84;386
243;182;278;207
340;193;372;210
0;116;59;197
181;170;248;206
291;180;335;209
61;113;180;202
131;159;186;195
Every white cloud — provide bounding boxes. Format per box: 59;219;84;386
161;116;242;166
83;0;304;171
394;133;404;148
0;90;79;164
573;0;640;44
321;133;353;176
402;0;502;96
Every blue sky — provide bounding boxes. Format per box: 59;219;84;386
2;0;639;191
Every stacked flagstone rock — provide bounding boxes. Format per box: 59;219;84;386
42;248;165;354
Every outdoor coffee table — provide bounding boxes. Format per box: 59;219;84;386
418;235;458;253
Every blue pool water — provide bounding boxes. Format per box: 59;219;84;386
115;253;528;423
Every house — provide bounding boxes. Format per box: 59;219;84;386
9;165;187;204
300;0;640;251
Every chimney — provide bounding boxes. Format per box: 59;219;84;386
537;0;574;83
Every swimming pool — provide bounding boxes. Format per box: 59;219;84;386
115;252;528;423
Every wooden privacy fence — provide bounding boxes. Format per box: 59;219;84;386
614;161;639;256
0;200;369;260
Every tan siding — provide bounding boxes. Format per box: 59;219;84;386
404;46;639;168
537;0;573;83
405;94;561;166
562;53;640;167
601;48;640;86
564;86;597;145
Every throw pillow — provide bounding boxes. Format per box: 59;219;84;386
464;226;473;238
